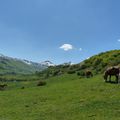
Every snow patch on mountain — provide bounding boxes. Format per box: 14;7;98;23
22;60;32;65
40;61;55;66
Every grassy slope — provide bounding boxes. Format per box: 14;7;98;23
0;74;120;120
83;49;120;73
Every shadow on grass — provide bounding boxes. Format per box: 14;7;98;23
105;81;118;84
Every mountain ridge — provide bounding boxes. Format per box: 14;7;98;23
0;54;54;74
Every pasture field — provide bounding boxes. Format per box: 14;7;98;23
0;74;120;120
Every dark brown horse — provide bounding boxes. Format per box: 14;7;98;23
104;66;120;83
85;70;93;78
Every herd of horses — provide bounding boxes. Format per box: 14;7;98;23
86;66;120;83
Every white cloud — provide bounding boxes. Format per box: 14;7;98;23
60;44;73;51
118;39;120;42
79;48;82;51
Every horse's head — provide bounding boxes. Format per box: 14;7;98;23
103;72;108;81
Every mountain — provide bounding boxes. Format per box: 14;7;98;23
0;54;49;74
40;61;55;66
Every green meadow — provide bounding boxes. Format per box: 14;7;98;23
0;74;120;120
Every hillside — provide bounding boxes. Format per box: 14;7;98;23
0;54;47;74
83;49;120;73
37;49;120;78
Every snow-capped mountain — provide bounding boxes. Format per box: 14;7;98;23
40;61;55;67
0;54;50;74
0;53;4;57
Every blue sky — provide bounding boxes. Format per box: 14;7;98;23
0;0;120;64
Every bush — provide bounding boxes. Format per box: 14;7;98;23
53;70;61;76
37;81;46;86
67;70;76;74
77;72;80;76
77;71;85;76
45;72;50;78
93;58;103;66
80;64;87;69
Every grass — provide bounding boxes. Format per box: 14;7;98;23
0;74;120;120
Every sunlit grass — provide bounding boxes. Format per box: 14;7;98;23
0;74;120;120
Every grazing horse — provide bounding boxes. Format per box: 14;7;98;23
104;67;120;83
85;70;93;78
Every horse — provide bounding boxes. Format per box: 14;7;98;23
104;66;120;83
85;70;93;78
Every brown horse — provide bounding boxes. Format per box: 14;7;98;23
85;70;93;78
104;66;120;83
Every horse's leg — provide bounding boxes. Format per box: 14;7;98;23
105;75;108;82
116;75;119;83
91;73;93;77
118;73;120;83
109;75;111;82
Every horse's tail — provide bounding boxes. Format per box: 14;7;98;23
118;69;120;83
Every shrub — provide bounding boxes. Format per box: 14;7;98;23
77;71;85;76
45;72;50;78
37;81;46;86
53;70;60;76
80;64;87;69
93;58;103;66
77;72;81;76
67;70;76;74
